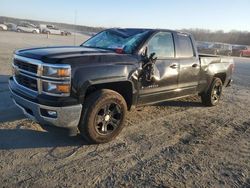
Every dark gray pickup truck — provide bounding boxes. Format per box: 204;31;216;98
9;28;234;143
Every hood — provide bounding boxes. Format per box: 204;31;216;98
15;46;139;67
15;46;117;60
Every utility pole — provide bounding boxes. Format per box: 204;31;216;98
74;10;77;45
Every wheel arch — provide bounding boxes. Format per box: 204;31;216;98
213;72;227;85
81;81;135;110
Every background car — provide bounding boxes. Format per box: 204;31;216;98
201;43;232;56
196;41;211;54
4;23;17;31
16;22;40;34
40;24;63;35
0;23;8;31
61;30;71;36
239;47;250;57
232;45;248;56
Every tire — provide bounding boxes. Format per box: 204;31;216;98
32;30;37;34
78;89;127;144
17;29;21;32
0;27;3;31
201;77;223;106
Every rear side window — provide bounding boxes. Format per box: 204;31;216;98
176;34;195;58
147;32;175;59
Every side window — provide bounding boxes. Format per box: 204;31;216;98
147;32;175;59
176;34;195;58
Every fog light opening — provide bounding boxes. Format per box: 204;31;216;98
40;109;57;118
47;110;57;117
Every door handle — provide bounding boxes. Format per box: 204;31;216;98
170;63;178;69
192;63;199;68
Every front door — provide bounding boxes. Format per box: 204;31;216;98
137;31;179;105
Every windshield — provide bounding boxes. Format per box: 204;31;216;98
82;29;150;54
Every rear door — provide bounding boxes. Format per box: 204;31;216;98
138;31;179;105
175;33;200;95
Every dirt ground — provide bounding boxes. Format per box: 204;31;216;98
0;31;250;188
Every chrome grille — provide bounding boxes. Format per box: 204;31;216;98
14;59;38;74
15;74;38;91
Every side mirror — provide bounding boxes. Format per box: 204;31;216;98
149;52;156;60
141;46;157;63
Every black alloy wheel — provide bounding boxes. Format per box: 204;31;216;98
78;89;127;144
94;102;122;135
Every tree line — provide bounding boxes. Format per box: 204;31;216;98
181;29;250;45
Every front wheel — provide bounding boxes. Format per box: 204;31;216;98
201;78;223;106
78;89;127;144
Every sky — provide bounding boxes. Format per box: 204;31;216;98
0;0;249;32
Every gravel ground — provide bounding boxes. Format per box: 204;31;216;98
0;31;250;188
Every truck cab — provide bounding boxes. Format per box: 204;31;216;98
136;31;201;104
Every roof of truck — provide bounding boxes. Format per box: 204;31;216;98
107;28;191;36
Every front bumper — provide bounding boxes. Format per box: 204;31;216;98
9;85;82;128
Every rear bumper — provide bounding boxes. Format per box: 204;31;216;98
9;84;82;128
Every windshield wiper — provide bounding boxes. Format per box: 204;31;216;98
81;45;112;51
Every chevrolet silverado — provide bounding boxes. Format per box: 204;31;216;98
9;28;234;143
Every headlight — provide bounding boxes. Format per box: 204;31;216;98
42;82;70;96
42;65;71;78
42;64;71;96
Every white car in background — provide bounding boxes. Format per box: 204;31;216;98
16;23;40;34
0;23;8;31
40;24;62;35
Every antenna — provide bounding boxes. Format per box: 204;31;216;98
74;10;77;45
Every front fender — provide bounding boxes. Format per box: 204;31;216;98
72;63;139;102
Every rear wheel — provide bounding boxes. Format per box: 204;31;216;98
201;78;223;106
17;29;21;32
78;89;127;144
32;30;37;34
